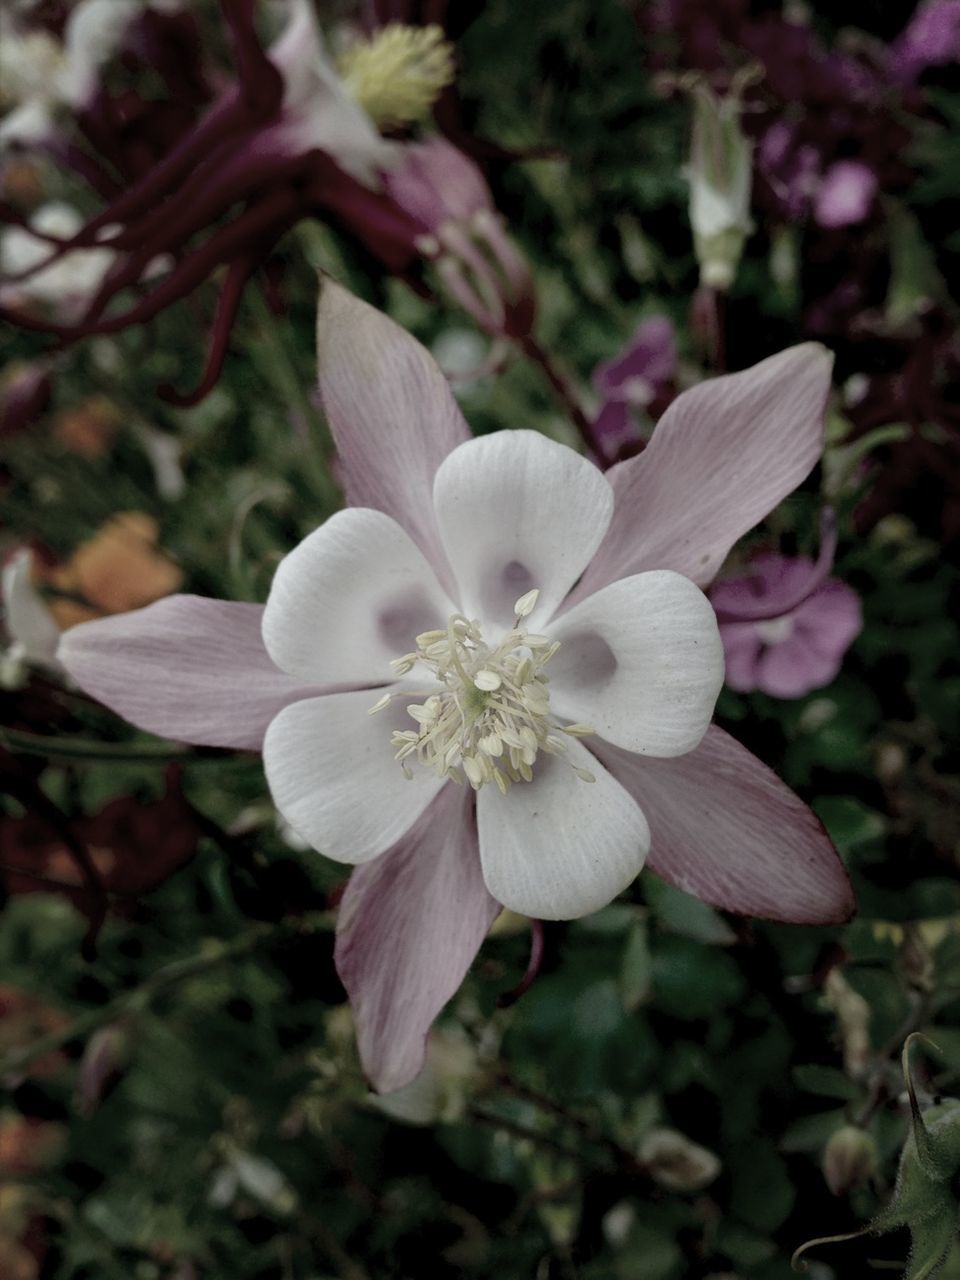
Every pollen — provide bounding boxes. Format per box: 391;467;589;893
337;24;455;131
370;590;595;792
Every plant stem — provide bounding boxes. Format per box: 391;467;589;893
520;336;607;462
0;726;238;766
246;285;340;510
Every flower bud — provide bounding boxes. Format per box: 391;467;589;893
77;1023;131;1116
822;1125;878;1196
638;1126;721;1192
685;81;754;292
384;138;537;340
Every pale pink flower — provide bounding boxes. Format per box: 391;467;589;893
712;554;862;699
58;284;854;1091
813;160;878;230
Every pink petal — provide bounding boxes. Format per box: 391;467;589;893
718;623;763;692
567;345;833;604
813;161;877;229
755;638;841;698
58;596;323;749
316;282;471;587
335;784;499;1092
591;725;855;924
793;580;863;658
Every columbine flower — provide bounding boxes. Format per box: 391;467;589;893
0;0;421;402
711;553;862;699
0;0;188;152
57;283;854;1091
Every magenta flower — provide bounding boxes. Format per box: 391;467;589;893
813;161;878;230
711;554;862;699
890;0;960;82
57;285;854;1090
591;315;677;460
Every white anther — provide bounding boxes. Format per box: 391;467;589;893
514;588;540;618
474;669;502;691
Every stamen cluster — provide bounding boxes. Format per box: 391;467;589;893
369;590;595;792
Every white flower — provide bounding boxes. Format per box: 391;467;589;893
1;549;61;688
0;203;115;320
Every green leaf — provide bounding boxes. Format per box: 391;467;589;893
791;1064;860;1101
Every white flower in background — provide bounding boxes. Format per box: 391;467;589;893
371;1025;480;1125
0;0;189;150
0;203;115;321
0;549;61;688
638;1126;722;1192
267;0;401;186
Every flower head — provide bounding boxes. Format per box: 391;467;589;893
57;283;854;1091
711;553;862;699
337;23;455;131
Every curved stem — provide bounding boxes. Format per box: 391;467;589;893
0;726;238;765
520;336;606;462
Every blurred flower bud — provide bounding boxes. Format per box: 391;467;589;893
384;137;536;340
822;1124;878;1195
77;1022;131;1116
0;362;51;441
371;1025;481;1126
684;80;754;292
898;923;936;993
0;549;61;689
638;1126;722;1192
822;969;872;1079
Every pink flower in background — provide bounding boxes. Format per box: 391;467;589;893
382;136;535;340
890;0;960;81
712;554;862;698
591;316;676;461
57;284;854;1091
813;161;877;230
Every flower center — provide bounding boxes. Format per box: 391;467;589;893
369;589;595;793
337;24;455;131
755;614;795;645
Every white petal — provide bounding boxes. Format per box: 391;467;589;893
263;689;446;864
547;571;724;756
2;549;60;665
262;508;455;684
432;431;613;629
269;0;398;186
476;739;649;920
